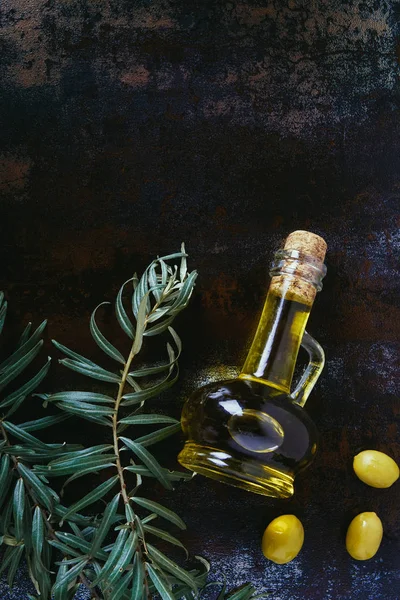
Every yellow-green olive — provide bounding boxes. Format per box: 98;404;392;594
353;450;399;488
346;512;383;561
261;514;304;564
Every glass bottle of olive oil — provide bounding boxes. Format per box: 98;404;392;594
178;231;327;498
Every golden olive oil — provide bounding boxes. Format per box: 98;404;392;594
241;292;311;393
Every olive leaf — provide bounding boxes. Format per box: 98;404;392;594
131;497;186;530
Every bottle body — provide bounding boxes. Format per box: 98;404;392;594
178;232;327;498
180;378;318;498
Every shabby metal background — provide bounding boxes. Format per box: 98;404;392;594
0;0;399;598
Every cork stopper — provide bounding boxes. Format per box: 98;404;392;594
270;230;327;306
284;230;327;263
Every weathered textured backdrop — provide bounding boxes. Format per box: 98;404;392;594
1;0;399;598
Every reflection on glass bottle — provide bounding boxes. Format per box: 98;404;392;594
178;231;327;498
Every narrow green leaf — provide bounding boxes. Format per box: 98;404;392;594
0;357;52;409
131;497;186;530
55;403;113;426
34;392;49;402
90;302;126;364
132;272;139;290
126;375;142;392
48;539;81;558
124;465;193;482
116;278;135;340
168;326;182;354
166;343;175;368
134;514;145;540
133;423;181;448
120;437;172;490
0;320;47;371
133;269;150;318
149;262;162;302
17;463;56;511
105;531;137;588
146;306;171;323
89;492;120;558
121;370;177;406
125;503;135;524
37;455;117;477
112;569;133;600
147;543;198;591
55;556;87;567
162;289;181;304
60;476;118;522
143;315;176;337
22;496;32;552
13;478;25;541
128;363;171;377
6;544;24;588
53;561;69;600
119;414;179;426
52;558;89;594
55;532;108;561
131;553;145;600
28;550;44;594
17;322;32;348
146;563;175;600
61;462;116;488
47;391;115;404
171;270;198;312
52;340;100;368
91;528;129;586
3;421;50;450
54;400;114;415
19;413;69;432
32;506;44;558
158;250;187;262
0;341;43;392
6;445;81;463
144;524;188;556
132;293;149;355
50;444;113;464
0;454;11;510
159;259;168;286
40;540;53;598
179;242;187;282
59;358;121;384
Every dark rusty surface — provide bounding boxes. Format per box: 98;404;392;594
1;0;399;598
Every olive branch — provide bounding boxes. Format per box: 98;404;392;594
0;247;262;600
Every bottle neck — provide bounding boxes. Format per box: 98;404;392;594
240;250;326;394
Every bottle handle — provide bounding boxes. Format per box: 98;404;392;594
290;331;325;407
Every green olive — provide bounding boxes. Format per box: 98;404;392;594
353;450;399;488
346;512;383;560
261;514;304;564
